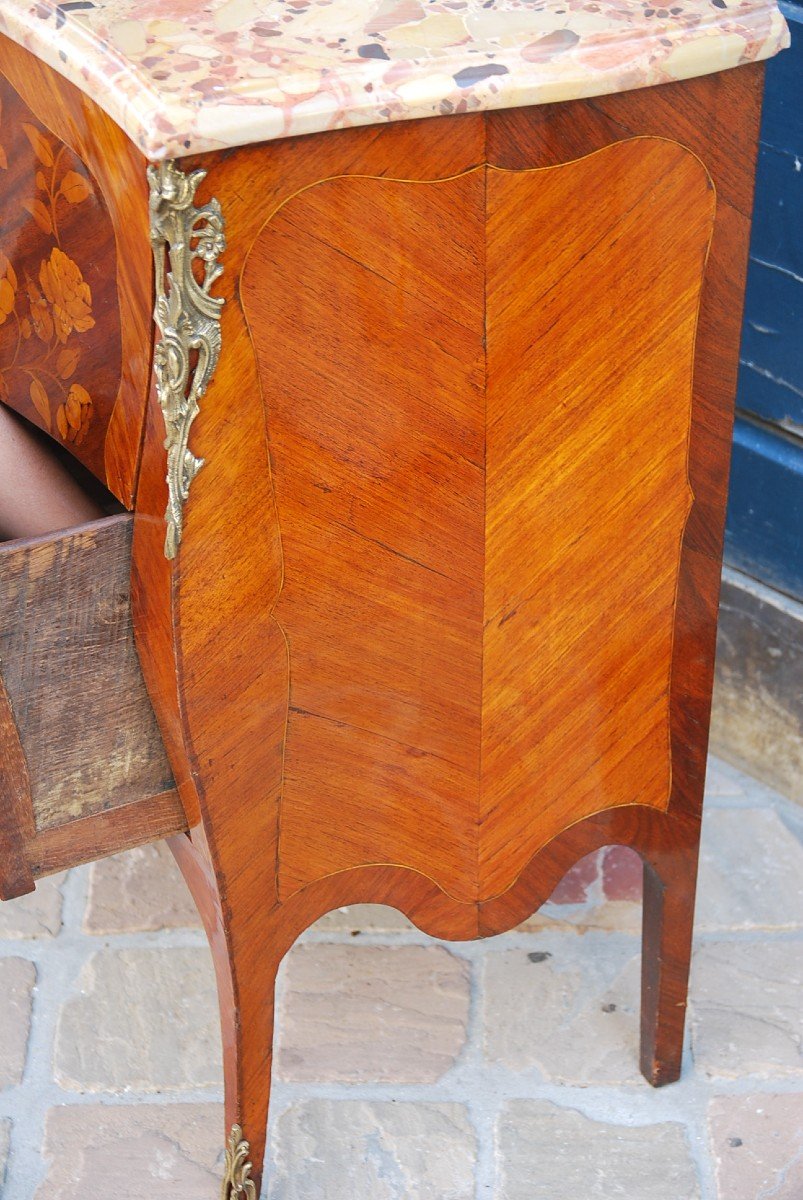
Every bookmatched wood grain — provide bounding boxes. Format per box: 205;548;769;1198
244;140;713;906
130;71;763;1187
0;28;766;1188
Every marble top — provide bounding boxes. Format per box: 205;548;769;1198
0;0;789;160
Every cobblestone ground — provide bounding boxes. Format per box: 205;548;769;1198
1;756;802;1199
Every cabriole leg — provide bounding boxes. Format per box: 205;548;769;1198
169;833;281;1198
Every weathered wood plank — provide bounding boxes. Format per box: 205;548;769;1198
27;788;186;878
0;671;35;899
0;514;176;832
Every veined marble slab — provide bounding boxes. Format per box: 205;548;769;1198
0;0;789;159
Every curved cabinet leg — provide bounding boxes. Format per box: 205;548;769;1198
639;841;700;1087
169;832;280;1196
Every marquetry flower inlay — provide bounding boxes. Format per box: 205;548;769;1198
0;95;96;446
39;247;95;343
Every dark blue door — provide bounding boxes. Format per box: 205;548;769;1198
726;0;803;599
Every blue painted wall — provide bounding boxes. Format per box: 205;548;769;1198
725;1;803;599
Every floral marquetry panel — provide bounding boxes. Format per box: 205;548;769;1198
0;72;122;484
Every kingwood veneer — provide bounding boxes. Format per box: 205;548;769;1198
0;0;789;1191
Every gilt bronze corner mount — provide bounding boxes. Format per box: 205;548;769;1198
148;159;226;559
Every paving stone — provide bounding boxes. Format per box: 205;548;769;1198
311;904;413;933
0;957;36;1088
34;1103;223;1200
277;944;470;1083
704;758;746;797
691;941;803;1078
496;1100;700;1199
518;899;642;935
708;1093;803;1200
0;1119;10;1191
268;1100;476;1200
85;845;201;934
54;947;222;1092
484;939;643;1084
696;808;803;931
601;847;643;901
0;873;65;939
548;852;600;904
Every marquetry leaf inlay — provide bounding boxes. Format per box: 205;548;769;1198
0;78;122;481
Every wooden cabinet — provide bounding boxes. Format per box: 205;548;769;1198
134;81;765;1186
0;0;787;1190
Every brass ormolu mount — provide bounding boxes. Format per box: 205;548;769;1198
220;1124;256;1199
148;159;226;560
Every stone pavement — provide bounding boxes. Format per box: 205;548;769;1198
0;756;801;1199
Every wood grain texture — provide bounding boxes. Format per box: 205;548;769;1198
0;515;175;831
0;670;35;899
132;116;489;1182
26;788;185;879
129;74;763;1189
243;140;713;905
0;33;153;506
0;62;764;1196
253;167;487;906
0;69;122;482
480;145;712;896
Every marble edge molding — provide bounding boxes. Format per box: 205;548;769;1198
0;0;790;160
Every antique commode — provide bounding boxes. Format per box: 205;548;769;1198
0;0;789;1192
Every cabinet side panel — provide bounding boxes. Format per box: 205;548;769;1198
244;139;714;906
243;171;487;904
480;139;715;897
